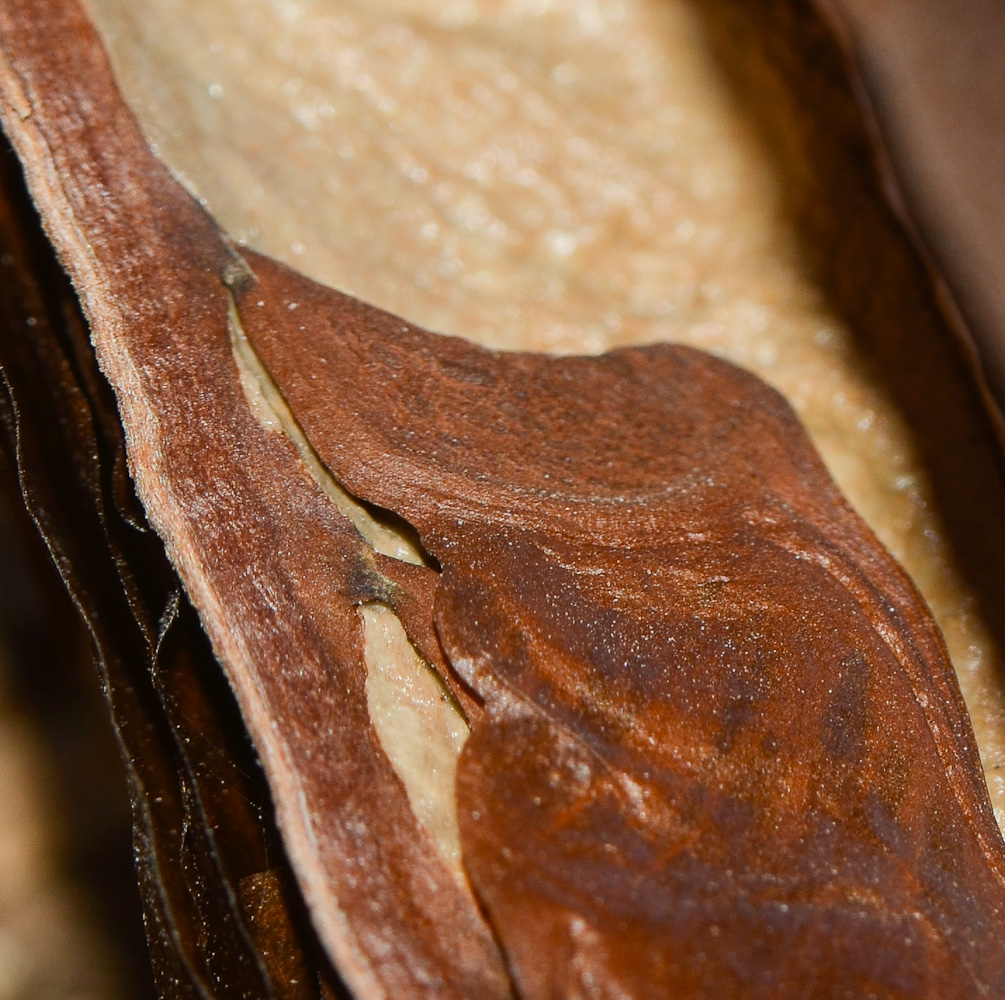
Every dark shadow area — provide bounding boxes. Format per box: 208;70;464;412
0;461;151;998
690;0;1005;680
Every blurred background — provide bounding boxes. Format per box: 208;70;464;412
0;471;151;999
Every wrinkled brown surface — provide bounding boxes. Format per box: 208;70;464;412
238;254;1005;997
4;0;1005;998
79;0;1005;820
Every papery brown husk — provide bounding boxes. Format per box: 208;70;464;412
0;132;348;999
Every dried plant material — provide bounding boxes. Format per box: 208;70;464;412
0;141;343;999
229;302;428;567
79;0;1005;825
358;603;469;879
236;251;1005;997
821;0;1005;421
3;0;1005;997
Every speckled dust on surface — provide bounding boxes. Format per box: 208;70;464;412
83;0;1005;825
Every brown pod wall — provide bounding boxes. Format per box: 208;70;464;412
819;0;1005;432
1;1;1005;997
0;133;346;998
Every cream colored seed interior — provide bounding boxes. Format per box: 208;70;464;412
86;0;1005;824
358;603;470;881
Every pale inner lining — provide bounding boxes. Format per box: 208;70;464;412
358;602;470;880
86;0;1005;824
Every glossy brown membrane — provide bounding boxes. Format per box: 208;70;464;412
236;254;1005;997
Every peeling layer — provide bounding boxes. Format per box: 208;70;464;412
235;250;1005;998
84;0;1005;822
228;297;428;567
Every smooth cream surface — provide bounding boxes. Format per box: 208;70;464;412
84;0;1005;822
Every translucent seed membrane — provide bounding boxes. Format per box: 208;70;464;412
86;0;1005;823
